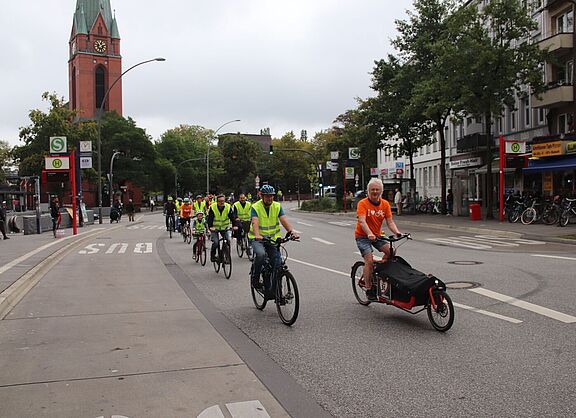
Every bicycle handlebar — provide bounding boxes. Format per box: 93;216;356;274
380;233;411;243
261;231;299;245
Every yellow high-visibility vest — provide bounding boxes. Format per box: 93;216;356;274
210;202;231;231
248;200;281;240
233;201;252;222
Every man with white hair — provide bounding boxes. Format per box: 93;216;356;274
355;178;402;300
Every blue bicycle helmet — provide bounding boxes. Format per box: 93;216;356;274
260;185;275;195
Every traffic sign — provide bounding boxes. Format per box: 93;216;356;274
50;136;67;154
79;141;92;153
348;147;360;159
505;141;526;154
80;156;92;169
45;156;70;170
345;167;354;179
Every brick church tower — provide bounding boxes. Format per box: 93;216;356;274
68;0;122;119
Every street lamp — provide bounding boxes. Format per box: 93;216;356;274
96;57;166;223
207;119;241;195
109;151;123;206
175;157;207;196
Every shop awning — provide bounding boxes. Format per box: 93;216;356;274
523;156;576;172
474;160;516;174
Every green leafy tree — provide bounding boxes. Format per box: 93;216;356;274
0;140;12;182
446;0;547;218
217;134;261;194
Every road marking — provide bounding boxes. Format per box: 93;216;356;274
328;221;352;227
78;243;106;254
469;288;576;323
427;235;547;250
0;228;105;276
311;237;335;245
427;238;492;249
292;229;302;234
290;258;349;277
134;242;153;254
297;221;313;227
453;302;523;324
106;243;128;254
197;401;271;418
532;254;576;261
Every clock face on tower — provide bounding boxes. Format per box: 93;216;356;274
93;40;107;53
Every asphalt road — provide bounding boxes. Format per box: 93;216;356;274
161;203;576;417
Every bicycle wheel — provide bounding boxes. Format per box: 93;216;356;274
559;211;570;227
251;271;267;310
186;227;192;244
222;242;232;279
276;271;299;326
509;208;521;223
236;235;244;258
542;206;559;225
193;241;199;263
169;218;173;239
521;208;537;225
351;261;371;306
182;227;188;242
427;291;454;332
200;242;207;266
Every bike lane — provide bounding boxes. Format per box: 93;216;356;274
0;218;292;418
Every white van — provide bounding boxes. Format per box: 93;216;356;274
315;186;336;198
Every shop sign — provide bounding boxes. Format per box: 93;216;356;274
566;141;576;155
370;167;378;176
532;141;564;157
449;157;482;169
380;168;388;175
395;161;404;169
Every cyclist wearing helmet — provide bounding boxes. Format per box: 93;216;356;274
180;197;193;229
207;194;237;262
249;184;299;291
232;193;252;240
193;194;206;215
175;197;183;232
164;196;177;231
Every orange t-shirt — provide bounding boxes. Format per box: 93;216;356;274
354;197;392;238
180;203;193;218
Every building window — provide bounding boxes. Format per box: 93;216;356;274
524;99;530;127
559;113;568;133
433;137;438;152
510;111;516;130
426;145;430;154
538;108;545;124
95;66;106;110
567;60;573;85
556;10;574;34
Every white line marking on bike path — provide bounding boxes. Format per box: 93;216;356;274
531;254;576;261
453;302;522;324
297;221;313;227
0;228;105;276
290;258;349;277
311;237;335;245
469;288;576;323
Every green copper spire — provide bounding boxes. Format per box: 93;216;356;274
73;0;119;38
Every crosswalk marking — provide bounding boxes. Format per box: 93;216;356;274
297;221;313;227
470;287;576;323
427;235;546;250
329;221;353;227
311;237;335;245
453;302;522;324
128;225;165;230
532;254;576;261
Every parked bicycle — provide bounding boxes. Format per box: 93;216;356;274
250;232;299;326
351;234;454;332
212;229;232;279
559;197;576;227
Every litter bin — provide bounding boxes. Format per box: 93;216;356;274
469;203;481;221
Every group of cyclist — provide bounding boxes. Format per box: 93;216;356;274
164;186;299;294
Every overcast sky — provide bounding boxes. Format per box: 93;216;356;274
0;0;414;147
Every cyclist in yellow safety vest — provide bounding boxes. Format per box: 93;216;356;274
175;197;183;231
233;193;252;240
193;194;207;215
207;194;237;262
248;185;298;290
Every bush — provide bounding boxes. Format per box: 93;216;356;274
300;197;336;212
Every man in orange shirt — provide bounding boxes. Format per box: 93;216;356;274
355;178;402;300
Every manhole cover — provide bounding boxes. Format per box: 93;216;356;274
445;281;481;289
448;260;484;265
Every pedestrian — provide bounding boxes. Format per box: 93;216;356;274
447;189;454;216
50;196;60;238
149;198;155;212
0;201;10;239
394;188;402;216
126;198;135;221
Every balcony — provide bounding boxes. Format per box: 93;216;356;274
538;32;573;54
531;83;573;108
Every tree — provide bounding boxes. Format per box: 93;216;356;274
447;0;546;218
217;134;261;194
0;140;12;182
392;0;456;214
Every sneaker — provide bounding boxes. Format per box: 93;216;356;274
210;255;218;262
366;288;377;301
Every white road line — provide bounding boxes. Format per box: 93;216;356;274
328;221;352;227
532;254;576;261
470;288;576;323
226;400;271;418
453;302;523;324
297;221;313;227
311;237;335;245
290;258;350;277
0;228;105;276
426;238;492;249
292;229;302;234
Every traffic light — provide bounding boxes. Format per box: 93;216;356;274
269;145;273;155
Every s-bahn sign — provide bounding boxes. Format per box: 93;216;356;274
45;156;70;170
49;136;67;154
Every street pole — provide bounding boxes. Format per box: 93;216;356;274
109;151;122;207
96;57;165;223
207;119;241;195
